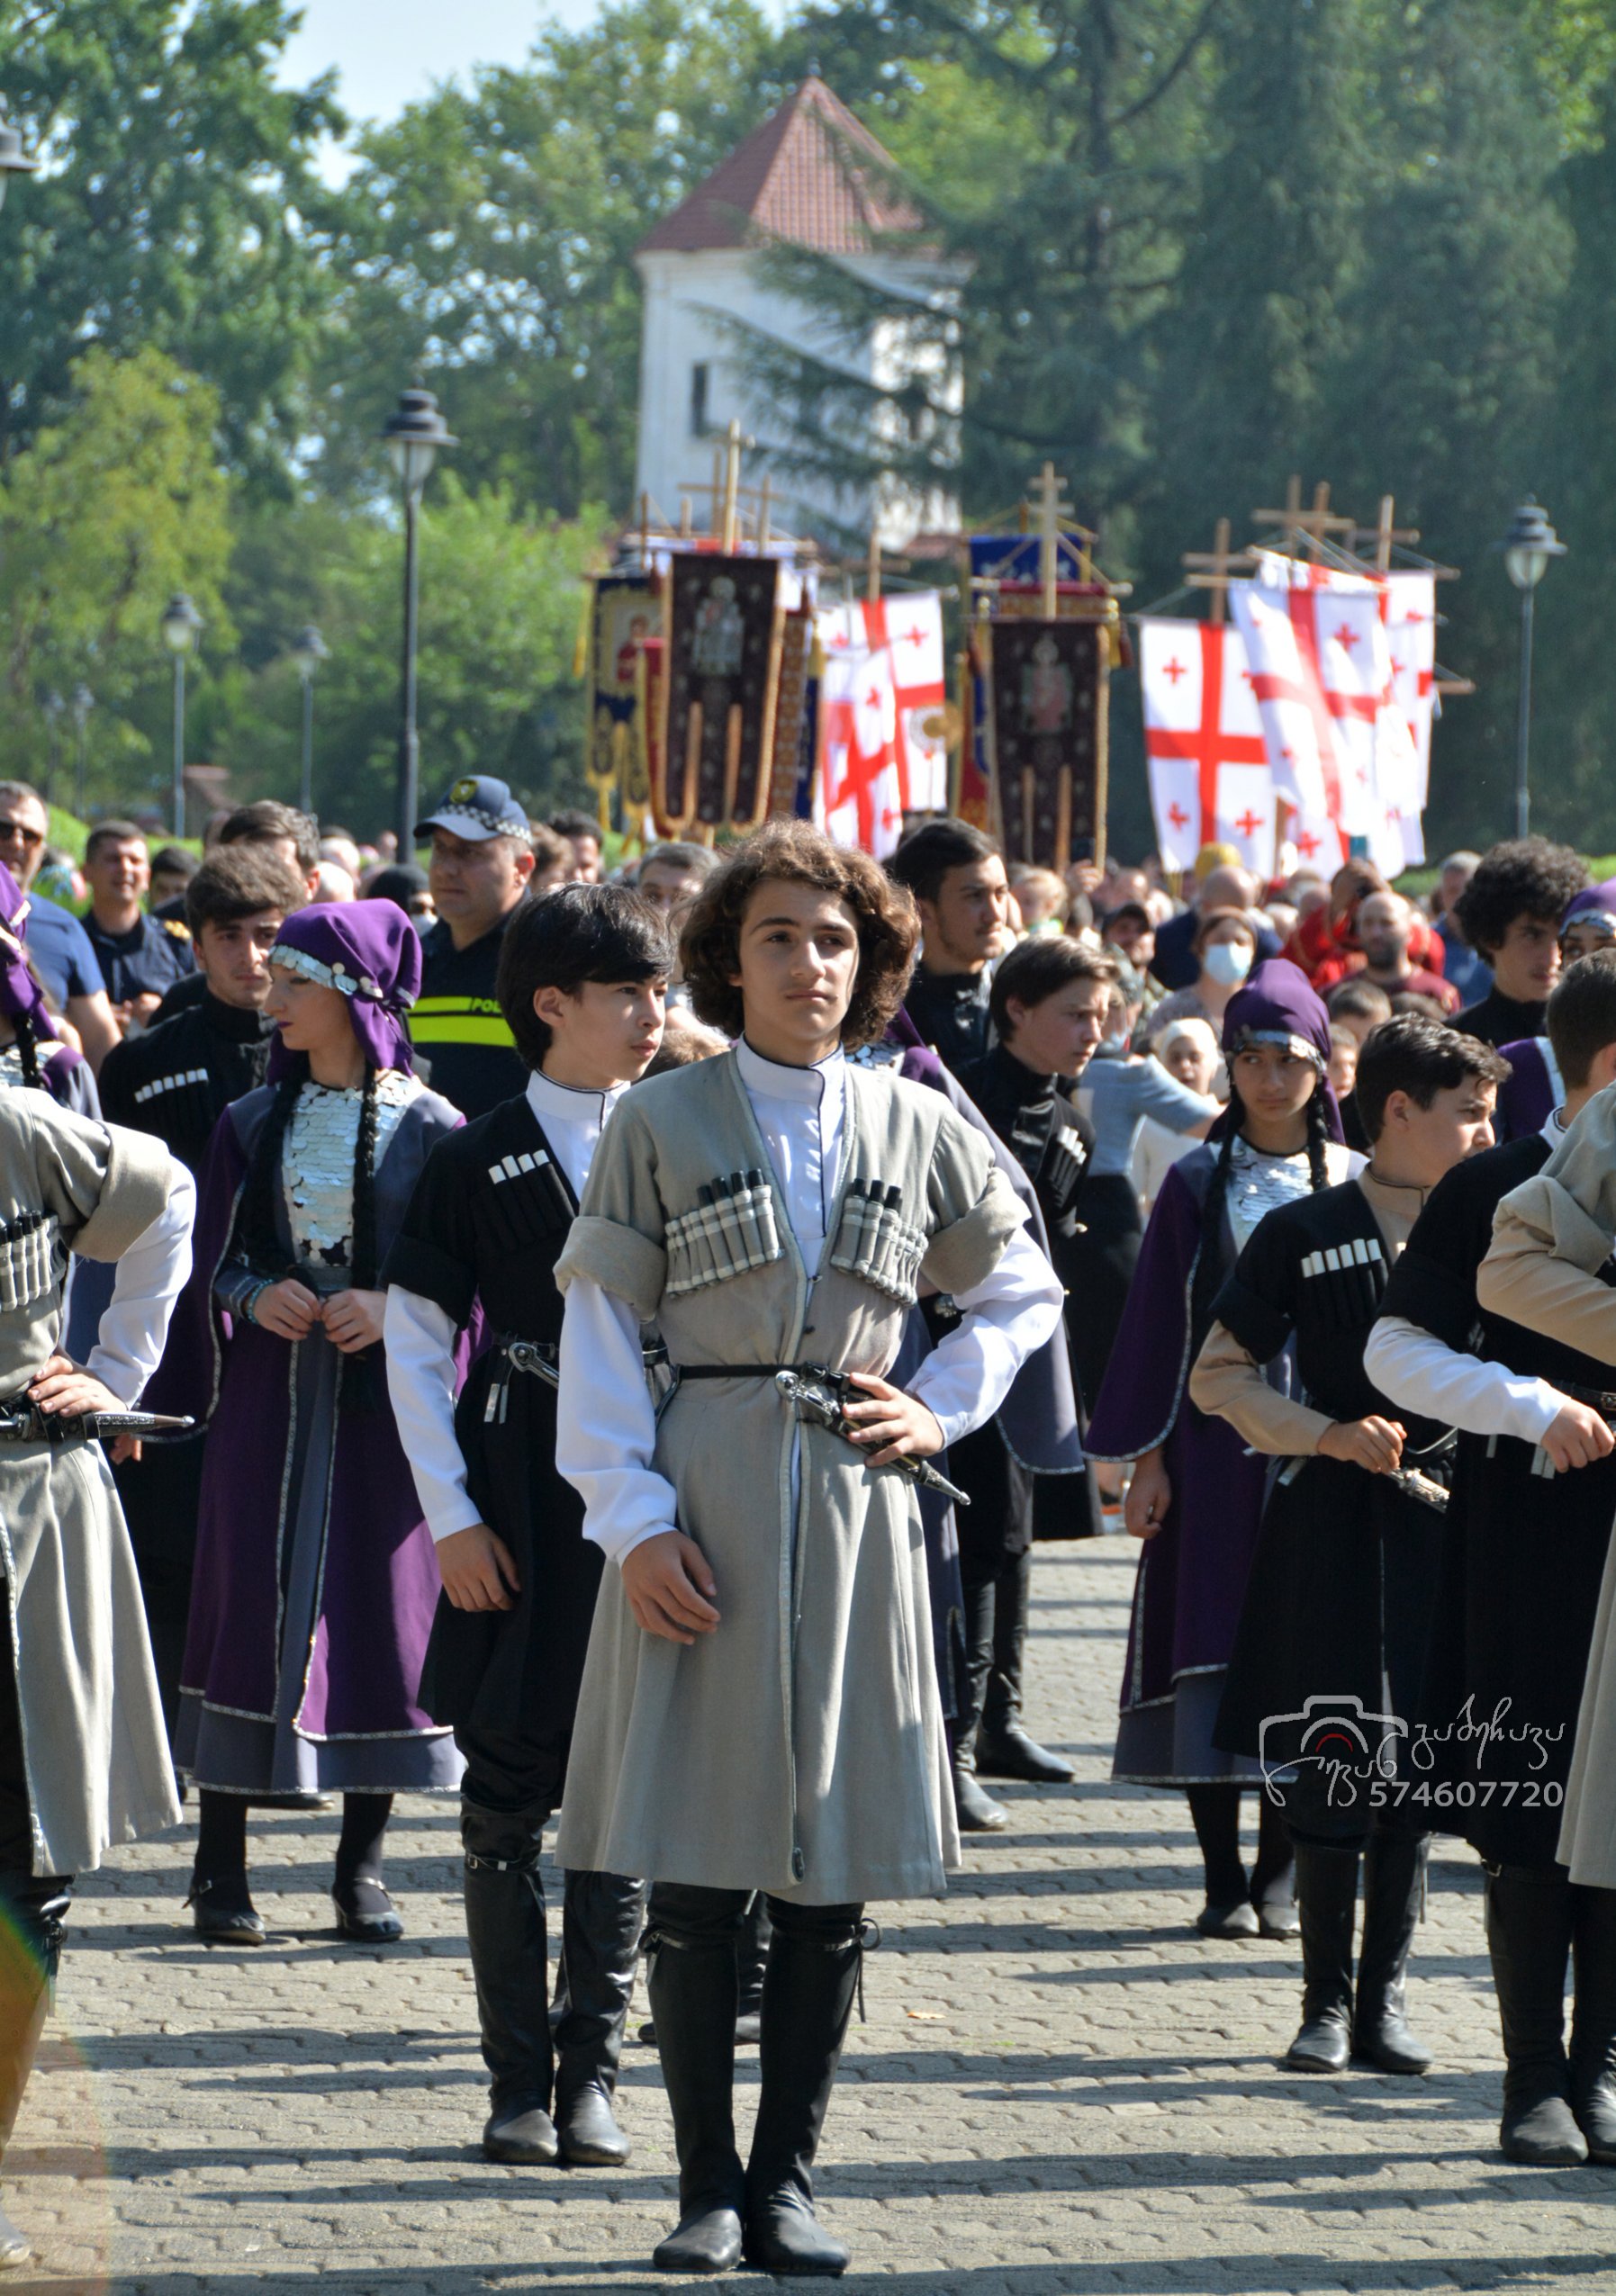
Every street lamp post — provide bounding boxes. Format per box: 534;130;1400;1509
69;684;93;818
382;388;455;856
0;113;39;215
289;625;328;816
40;690;63;805
160;593;203;838
1501;499;1566;842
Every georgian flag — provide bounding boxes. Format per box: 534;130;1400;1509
815;594;948;855
1232;554;1423;880
1140;618;1276;878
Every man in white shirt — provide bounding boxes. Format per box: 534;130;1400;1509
383;887;673;2174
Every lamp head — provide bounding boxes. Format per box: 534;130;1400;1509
0;116;39;214
383;387;456;496
160;592;203;653
290;624;329;680
1503;499;1566;592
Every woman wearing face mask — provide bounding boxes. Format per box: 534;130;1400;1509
1141;907;1260;1049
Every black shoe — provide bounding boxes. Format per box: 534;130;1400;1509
332;1878;403;1944
654;2205;743;2273
1352;1835;1431;2074
1286;1840;1359;2073
1197;1898;1259;1940
186;1875;265;1945
645;1913;745;2278
743;1913;866;2282
1569;1881;1616;2163
0;2202;29;2269
1487;1864;1584;2163
952;1762;1008;1832
974;1724;1075;1785
483;2102;559;2165
735;2011;762;2048
555;2075;631;2167
1257;1895;1301;1940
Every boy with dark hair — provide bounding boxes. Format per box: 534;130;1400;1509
1454;838;1587;1047
888;819;1008;1070
1368;952;1616;2165
549;808;603;884
1192;1015;1506;2075
100;846;307;1735
383;882;673;2172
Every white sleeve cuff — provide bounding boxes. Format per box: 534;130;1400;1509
383;1286;482;1543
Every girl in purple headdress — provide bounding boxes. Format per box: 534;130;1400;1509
158;903;465;1944
1086;959;1360;1938
0;863;96;1116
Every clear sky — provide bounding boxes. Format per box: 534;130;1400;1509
277;0;585;125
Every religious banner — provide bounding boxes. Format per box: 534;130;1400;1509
1139;618;1276;880
1232;555;1422;879
955;644;995;834
587;575;660;799
768;605;819;820
815;593;949;856
658;553;783;833
981;617;1106;871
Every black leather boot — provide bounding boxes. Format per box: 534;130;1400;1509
952;1574;1007;1832
736;1893;770;2047
1485;1864;1584;2165
463;1798;558;2165
0;1875;70;2271
1286;1841;1359;2072
1569;1882;1616;2163
554;1869;643;2168
187;1792;264;1943
1353;1833;1433;2074
743;1912;867;2277
647;1917;745;2273
975;1551;1074;1784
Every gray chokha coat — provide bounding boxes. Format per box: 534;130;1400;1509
553;1049;1025;1904
0;1093;184;1875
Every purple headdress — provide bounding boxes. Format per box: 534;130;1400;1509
0;863;59;1046
1214;957;1343;1143
266;901;420;1082
1562;879;1616;938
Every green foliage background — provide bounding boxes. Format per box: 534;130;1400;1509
2;0;1614;847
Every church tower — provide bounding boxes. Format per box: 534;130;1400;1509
633;79;960;549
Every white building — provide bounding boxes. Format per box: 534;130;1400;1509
633;78;960;551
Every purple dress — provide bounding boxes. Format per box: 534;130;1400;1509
1086;1145;1293;1784
157;1077;465;1796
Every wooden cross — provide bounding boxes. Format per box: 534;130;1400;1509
1251;475;1356;556
1030;460;1078;612
863;519;913;603
1354;494;1421;573
1182;517;1254;626
682;421;761;547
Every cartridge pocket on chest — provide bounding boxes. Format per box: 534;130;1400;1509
664;1170;783;1297
0;1211;59;1312
1300;1236;1387;1332
828;1178;928;1305
481;1149;574;1254
1043;1123;1088;1219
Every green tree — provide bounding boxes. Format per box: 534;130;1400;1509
312;0;785;516
0;0;342;484
0;347;234;801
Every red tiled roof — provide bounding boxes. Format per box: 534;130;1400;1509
637;79;922;257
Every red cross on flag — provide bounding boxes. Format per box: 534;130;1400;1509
815;594;948;855
1140;618;1275;878
1383;571;1437;864
1232;554;1422;879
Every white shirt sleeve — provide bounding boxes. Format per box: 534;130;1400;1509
907;1223;1065;1448
556;1276;678;1565
86;1166;195;1405
383;1286;483;1544
1362;1313;1565;1446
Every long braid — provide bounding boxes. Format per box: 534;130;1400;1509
1304;1085;1331;1195
340;1064;383;1412
239;1061;307;1275
13;1013;41;1093
1189;1106;1241;1342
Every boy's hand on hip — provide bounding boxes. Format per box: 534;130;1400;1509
842;1373;943;1468
621;1531;719;1644
438;1522;519;1611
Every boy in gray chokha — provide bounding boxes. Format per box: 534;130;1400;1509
554;820;1061;2278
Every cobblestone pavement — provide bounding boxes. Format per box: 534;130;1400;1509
10;1537;1616;2292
